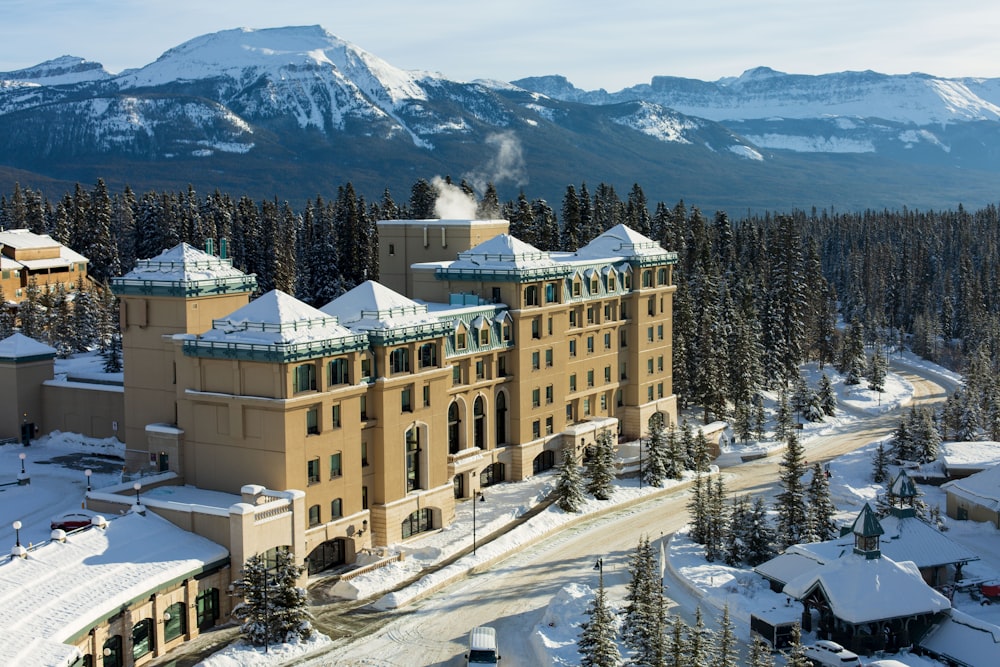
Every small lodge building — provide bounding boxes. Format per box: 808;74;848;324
756;500;952;655
942;463;1000;528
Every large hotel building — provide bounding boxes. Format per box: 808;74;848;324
1;218;677;664
111;218;678;571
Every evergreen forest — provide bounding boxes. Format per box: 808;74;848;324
2;178;999;438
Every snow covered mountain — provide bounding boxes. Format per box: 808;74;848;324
0;26;998;213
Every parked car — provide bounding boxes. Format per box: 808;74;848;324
50;510;98;531
465;626;500;665
803;640;862;666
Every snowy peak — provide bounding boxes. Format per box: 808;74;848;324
118;25;428;105
0;55;111;86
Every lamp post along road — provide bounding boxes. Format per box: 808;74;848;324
12;520;21;548
473;491;486;555
85;469;92;493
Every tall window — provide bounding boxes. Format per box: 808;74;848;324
532;388;541;408
545;385;554;404
419;343;437;368
570;374;577;392
331;498;343;518
309;504;321;526
131;619;154;661
545;282;557;303
474;396;486;449
307;458;320;484
545;348;553;367
495;392;508;445
456;331;468;350
328;358;350;385
329;452;342;478
294;363;316;393
448;402;461;454
164;602;186;643
331;403;341;428
360;395;368;420
524;285;539;306
532;351;540;370
390;348;410;373
531;317;541;339
306;407;319;435
401;385;413;412
405;427;421;491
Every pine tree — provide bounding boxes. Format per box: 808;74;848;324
231;551;312;649
840;319;866;385
578;567;621;667
18;275;45;340
704;475;728;562
666;615;687;667
622;536;659;664
0;286;13;340
688;472;708;545
103;332;123;373
872;441;890;484
724;495;751;567
713;604;738;667
555;445;586;513
476;182;501;220
804;462;837;542
663;428;684;480
774;390;793;442
72;274;100;352
784;624;811;667
585;430;617;501
561;185;582;251
775;431;809;549
818;373;837;417
745;496;776;566
642;415;669;487
867;344;887;393
747;633;776;667
686;606;717;667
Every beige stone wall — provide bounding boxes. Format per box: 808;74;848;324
41;382;124;439
0;358;53;440
946;491;1000;527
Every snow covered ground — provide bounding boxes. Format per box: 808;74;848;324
3;350;997;666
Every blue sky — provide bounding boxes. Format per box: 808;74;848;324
3;0;999;91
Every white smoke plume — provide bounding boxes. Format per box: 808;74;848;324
464;131;528;196
432;176;478;219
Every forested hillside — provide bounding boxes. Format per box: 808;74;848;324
2;178;997;438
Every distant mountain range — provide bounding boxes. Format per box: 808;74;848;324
1;25;998;214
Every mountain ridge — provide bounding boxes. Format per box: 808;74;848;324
1;25;998;214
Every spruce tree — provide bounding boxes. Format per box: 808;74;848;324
774;389;793;442
103;332;123;373
585;430;617;501
642;416;669;487
713;604;738;667
0;286;13;339
666;615;687;667
775;431;809;549
784;624;811;667
872;441;890;484
867;344;887;393
748;633;776;667
578;568;621;667
555;445;586;513
686;606;717;667
231;551;312;649
804;462;837;542
724;495;751;567
687;472;708;545
622;536;659;664
663;428;684;480
818;373;837;417
745;496;776;566
269;549;313;643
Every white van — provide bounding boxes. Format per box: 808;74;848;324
803;640;862;666
466;626;500;665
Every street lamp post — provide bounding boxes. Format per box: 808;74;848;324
12;520;21;548
133;481;142;506
473;491;486;555
85;469;92;493
17;453;29;485
638;438;643;489
19;453;25;475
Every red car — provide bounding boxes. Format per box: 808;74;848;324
50;510;98;531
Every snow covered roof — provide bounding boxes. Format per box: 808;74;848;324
321;281;452;344
447;234;559;271
782;552;950;624
0;228;88;270
941;441;1000;474
754;552;824;587
919;609;1000;667
186;290;367;362
112;242;256;297
788;512;979;570
0;510;228;666
0;332;56;361
572;224;676;265
941;464;1000;510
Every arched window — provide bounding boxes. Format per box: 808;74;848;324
448;402;461;454
164;601;187;643
305;538;345;574
131;618;155;660
657;267;668;285
480;462;505;487
473;396;486;450
401;508;433;538
532;450;556;474
495;391;508;446
102;635;123;667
